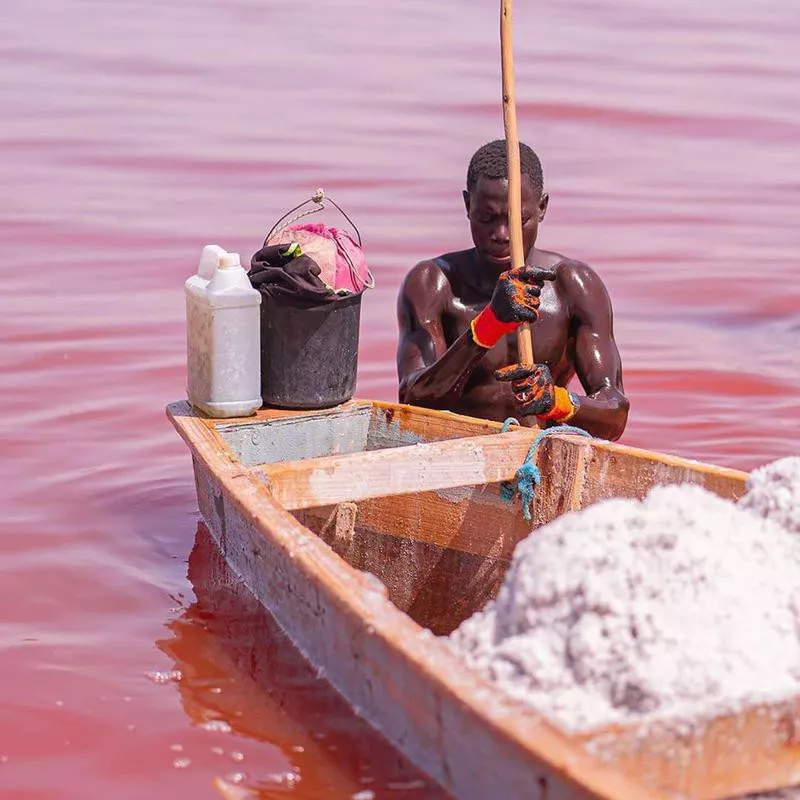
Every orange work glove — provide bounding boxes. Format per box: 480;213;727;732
494;363;578;422
470;265;556;349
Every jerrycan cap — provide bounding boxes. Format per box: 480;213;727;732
218;252;241;269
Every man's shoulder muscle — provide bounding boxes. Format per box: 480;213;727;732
543;254;613;321
401;257;457;307
398;258;455;329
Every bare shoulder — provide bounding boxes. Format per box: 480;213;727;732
537;251;613;316
401;258;449;295
397;257;457;328
399;256;457;309
558;258;608;291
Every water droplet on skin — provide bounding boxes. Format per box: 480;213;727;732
173;758;191;769
211;746;225;755
224;772;246;784
170;744;184;752
230;751;245;762
291;745;305;753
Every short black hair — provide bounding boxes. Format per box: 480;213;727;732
466;139;544;197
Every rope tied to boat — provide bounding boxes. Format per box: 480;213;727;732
499;418;593;521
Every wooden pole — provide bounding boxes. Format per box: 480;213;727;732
500;0;534;366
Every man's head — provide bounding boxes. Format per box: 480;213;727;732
463;139;549;271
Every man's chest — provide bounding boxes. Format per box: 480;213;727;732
445;285;571;367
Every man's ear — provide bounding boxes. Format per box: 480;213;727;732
463;189;471;216
538;191;549;222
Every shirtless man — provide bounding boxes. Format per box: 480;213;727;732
396;139;629;441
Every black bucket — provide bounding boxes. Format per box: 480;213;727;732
259;292;363;410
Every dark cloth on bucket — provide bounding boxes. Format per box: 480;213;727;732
249;244;338;307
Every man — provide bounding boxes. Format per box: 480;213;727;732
396;139;629;441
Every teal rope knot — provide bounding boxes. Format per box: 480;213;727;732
499;421;593;521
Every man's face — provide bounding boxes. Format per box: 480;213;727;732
463;175;548;271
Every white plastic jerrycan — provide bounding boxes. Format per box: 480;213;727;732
185;245;262;418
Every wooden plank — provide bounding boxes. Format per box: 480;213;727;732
367;401;519;449
578;695;800;798
321;484;532;558
297;494;522;635
257;430;544;510
571;437;747;503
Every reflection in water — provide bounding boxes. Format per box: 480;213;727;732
158;523;447;799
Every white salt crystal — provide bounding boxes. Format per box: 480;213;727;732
200;720;232;733
739;456;800;534
449;477;800;733
145;670;182;685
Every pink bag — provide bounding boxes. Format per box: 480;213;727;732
265;191;374;294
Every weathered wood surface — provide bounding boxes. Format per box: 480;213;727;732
260;430;543;511
167;400;673;800
166;399;778;798
244;405;746;514
367;401;511;445
297;498;517;635
579;695;800;799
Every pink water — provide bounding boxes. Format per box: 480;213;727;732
2;0;799;797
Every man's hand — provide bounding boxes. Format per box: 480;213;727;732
494;363;579;422
490;265;557;324
470;265;557;349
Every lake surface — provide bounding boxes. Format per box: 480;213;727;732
2;0;798;796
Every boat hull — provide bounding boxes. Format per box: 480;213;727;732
168;399;754;799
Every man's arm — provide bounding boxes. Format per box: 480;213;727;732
561;261;629;440
493;260;629;440
396;261;487;408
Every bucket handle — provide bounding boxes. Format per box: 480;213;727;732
264;189;374;291
265;189;362;247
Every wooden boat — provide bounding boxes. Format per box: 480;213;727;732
166;398;800;799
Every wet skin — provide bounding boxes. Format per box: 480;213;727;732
396;175;629;441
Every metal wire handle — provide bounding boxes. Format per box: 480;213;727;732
264;188;363;246
263;189;374;291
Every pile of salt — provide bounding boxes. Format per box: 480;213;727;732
739;457;800;534
448;462;800;733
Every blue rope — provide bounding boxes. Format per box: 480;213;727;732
499;421;593;521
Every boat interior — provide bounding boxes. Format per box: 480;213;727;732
171;400;800;799
211;400;747;637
